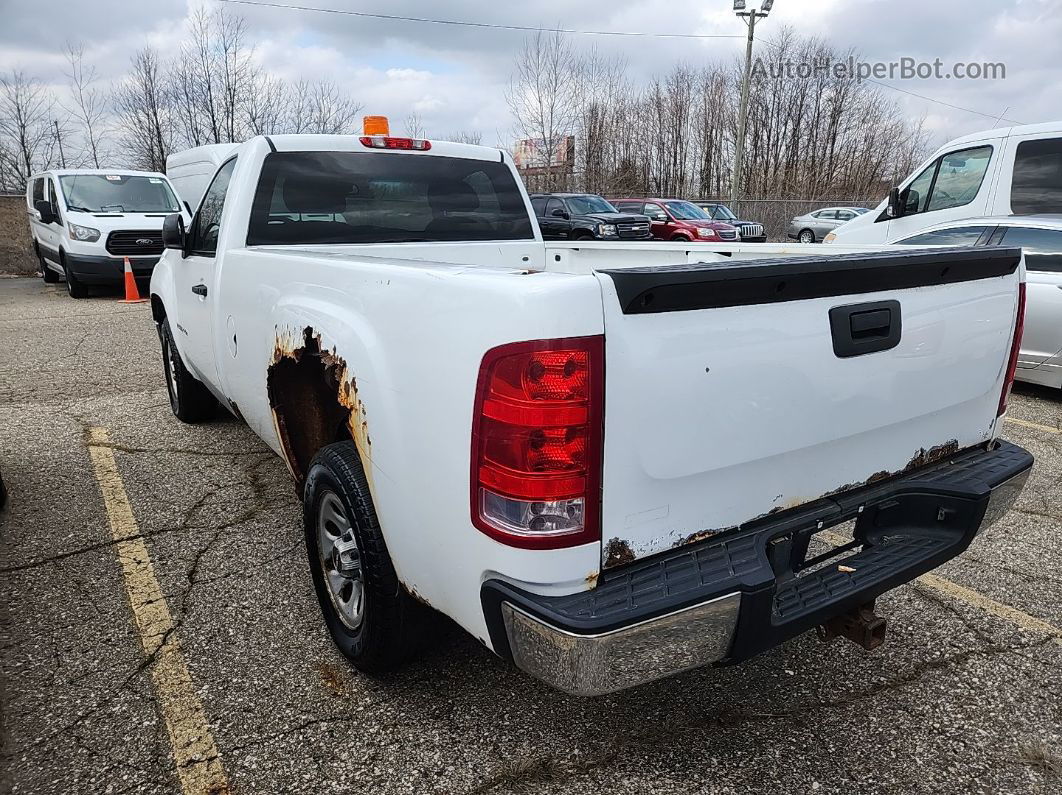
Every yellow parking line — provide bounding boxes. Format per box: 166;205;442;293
818;530;1062;643
1005;416;1061;434
87;427;230;795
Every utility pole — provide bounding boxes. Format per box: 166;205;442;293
54;120;66;168
730;0;773;216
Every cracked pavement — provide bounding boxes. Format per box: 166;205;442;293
1;276;1061;794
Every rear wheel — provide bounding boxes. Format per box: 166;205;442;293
304;441;432;673
159;318;216;423
62;254;87;298
798;229;816;244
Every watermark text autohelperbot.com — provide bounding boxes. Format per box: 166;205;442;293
754;56;1006;82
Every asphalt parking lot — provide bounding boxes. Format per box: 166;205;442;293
0;275;1060;795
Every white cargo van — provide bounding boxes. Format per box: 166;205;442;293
25;169;187;298
826;121;1062;245
165;143;240;212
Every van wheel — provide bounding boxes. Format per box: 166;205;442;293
158;318;216;422
39;252;59;283
798;229;816;243
304;441;431;674
62;255;87;298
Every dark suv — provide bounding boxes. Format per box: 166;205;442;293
695;202;767;242
530;193;651;241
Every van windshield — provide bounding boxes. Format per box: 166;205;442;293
59;174;180;213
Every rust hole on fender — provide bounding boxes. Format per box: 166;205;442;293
267;326;370;490
603;537;635;568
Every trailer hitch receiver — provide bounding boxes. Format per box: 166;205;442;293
816;600;887;650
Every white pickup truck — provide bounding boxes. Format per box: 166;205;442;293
150;131;1033;696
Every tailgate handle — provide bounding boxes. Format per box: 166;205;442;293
829;300;901;358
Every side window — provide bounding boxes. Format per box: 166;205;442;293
31;178;44;205
903;163;936;215
815;210;836;220
895;226;990;246
925;146;993;212
544;198;565;217
644;203;667;221
998;226;1062;273
836;210;856;221
530;197;547;216
189;158;236;256
1012;137;1062;214
47;180;62;224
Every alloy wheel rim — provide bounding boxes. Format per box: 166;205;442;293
317;491;365;630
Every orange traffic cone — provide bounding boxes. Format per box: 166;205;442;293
118;256;147;304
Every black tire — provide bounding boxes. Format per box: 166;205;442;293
158;318;216;423
39;250;59;283
304;441;431;674
798;229;816;244
672;234;691;242
573;231;596;241
62;254;88;298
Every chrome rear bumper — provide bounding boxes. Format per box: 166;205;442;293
501;594;741;696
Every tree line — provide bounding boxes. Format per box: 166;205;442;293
1;8;929;206
507;27;930;204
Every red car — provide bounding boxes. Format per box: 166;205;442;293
612;198;739;242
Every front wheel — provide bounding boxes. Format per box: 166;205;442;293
39;251;59;283
304;442;431;674
158;318;216;423
798;229;816;244
62;255;88;298
672;234;691;242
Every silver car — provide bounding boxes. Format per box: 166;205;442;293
893;215;1062;389
788;207;871;243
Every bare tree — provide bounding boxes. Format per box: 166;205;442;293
506;29;579;191
63;43;108;167
287;79;361;135
404;111;426;138
445;130;483;145
0;70;57;190
113;48;174;171
244;73;289;136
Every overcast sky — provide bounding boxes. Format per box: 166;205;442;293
1;0;1059;150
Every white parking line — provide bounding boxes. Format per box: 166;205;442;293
87;427;230;795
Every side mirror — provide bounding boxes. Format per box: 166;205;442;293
34;199;55;224
550;208;569;219
162;213;186;252
903;188;919;214
886;186;903;219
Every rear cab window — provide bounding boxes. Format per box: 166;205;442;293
247;151;534;245
1011;137;1062;214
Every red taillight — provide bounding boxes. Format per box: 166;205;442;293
359;135;431;151
471;337;604;549
997;281;1026;417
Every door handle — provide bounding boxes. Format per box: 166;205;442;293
829;300;902;358
191;283;208;297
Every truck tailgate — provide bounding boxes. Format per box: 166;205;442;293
594;247;1023;568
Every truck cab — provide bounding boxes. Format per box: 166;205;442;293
150;124;1032;697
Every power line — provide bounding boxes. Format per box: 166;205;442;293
217;0;745;39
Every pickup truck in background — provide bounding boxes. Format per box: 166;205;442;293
530;192;651;241
150;126;1033;696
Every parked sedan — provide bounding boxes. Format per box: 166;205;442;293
694;202;767;242
788;207;871;243
893;215;1062;389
